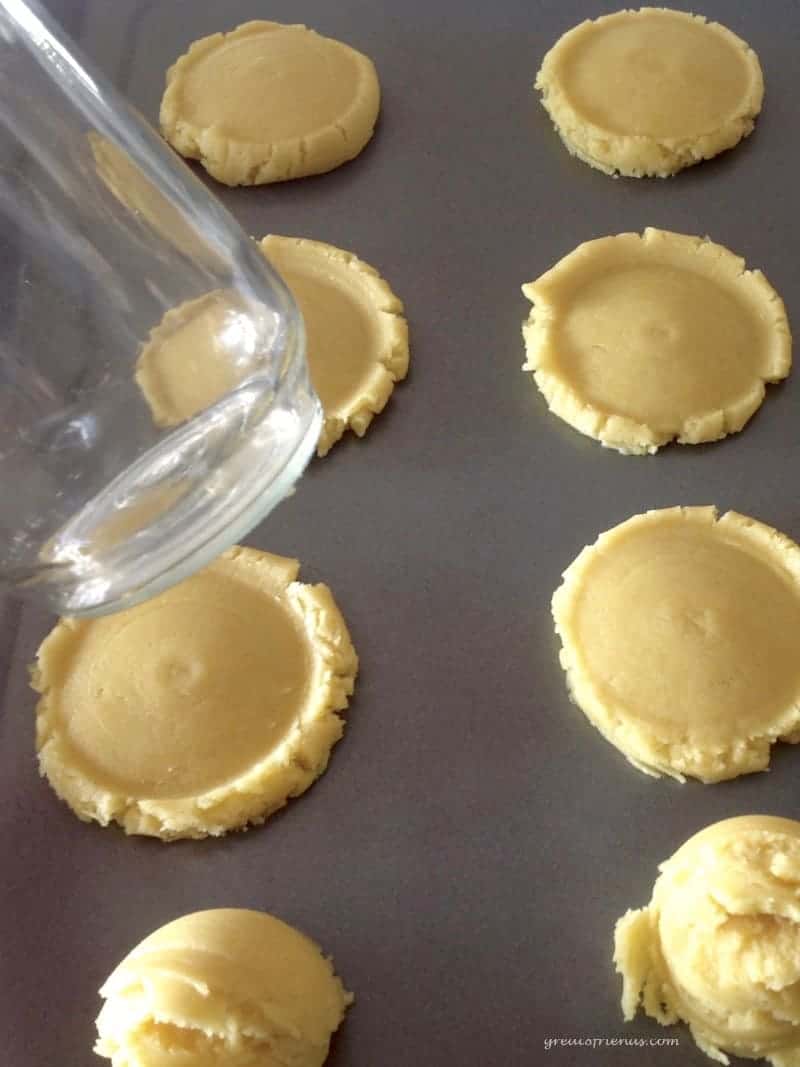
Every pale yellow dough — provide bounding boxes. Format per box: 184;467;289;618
615;816;800;1066
522;228;791;454
260;236;409;456
552;507;800;782
135;291;263;427
536;7;763;177
32;546;358;840
160;21;380;186
89;134;218;266
95;908;352;1067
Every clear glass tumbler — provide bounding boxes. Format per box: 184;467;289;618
0;0;321;616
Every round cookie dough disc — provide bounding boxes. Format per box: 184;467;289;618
260;236;409;456
535;8;764;177
614;816;800;1064
522;228;791;454
95;909;352;1067
32;547;358;839
160;21;380;185
552;507;800;782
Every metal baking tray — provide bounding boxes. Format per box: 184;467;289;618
2;2;799;1064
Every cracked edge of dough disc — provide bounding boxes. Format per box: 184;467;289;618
160;21;380;186
551;506;800;783
259;235;409;457
535;8;764;178
521;228;792;454
31;546;359;840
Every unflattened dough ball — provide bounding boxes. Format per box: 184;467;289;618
522;228;791;454
615;816;800;1066
552;507;800;783
32;547;358;839
160;21;380;185
536;8;763;177
95;908;352;1067
260;236;409;456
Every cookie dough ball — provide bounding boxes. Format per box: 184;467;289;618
552;506;800;782
32;547;358;839
260;236;409;456
95;908;352;1067
536;8;763;177
161;21;380;185
615;816;800;1065
522;228;791;454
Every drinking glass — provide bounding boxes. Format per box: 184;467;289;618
0;0;321;616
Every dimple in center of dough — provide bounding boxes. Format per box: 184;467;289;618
572;521;800;739
56;580;310;798
554;264;763;430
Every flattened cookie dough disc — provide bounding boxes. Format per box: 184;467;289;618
536;8;764;177
32;547;358;839
260;236;409;456
615;816;800;1065
522;228;791;454
161;21;380;185
95;909;352;1067
552;507;800;782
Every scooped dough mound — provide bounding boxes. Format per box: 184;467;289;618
615;816;800;1065
552;507;800;782
522;228;791;454
32;546;358;839
160;21;380;185
260;236;409;456
535;8;763;177
95;908;352;1067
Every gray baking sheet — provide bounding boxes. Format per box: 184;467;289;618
2;2;800;1064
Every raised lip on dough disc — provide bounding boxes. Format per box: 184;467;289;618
522;228;791;454
260;235;410;457
31;546;358;839
160;20;381;186
552;506;800;782
535;7;764;177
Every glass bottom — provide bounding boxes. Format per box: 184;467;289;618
34;379;322;616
